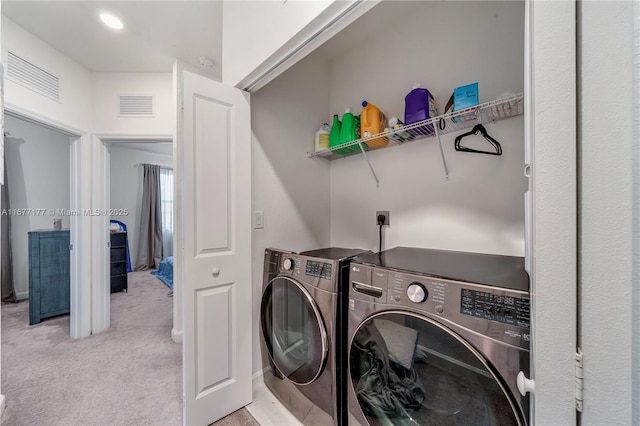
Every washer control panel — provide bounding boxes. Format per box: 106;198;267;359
349;262;530;348
305;260;332;280
460;288;530;329
388;272;446;310
349;263;531;349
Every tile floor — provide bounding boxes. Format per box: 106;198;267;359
245;380;302;426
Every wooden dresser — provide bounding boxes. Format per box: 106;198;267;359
28;229;70;325
110;231;128;293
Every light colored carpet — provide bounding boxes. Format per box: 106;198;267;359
0;271;259;426
1;271;182;426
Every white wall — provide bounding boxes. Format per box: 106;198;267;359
108;144;172;269
634;3;640;421
328;1;526;256
580;2;635;423
2;16;92;133
4;115;71;299
92;73;172;137
2;17;172;138
251;52;332;372
223;0;335;88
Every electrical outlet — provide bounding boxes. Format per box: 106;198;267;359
376;211;390;226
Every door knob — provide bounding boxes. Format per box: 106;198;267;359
517;371;535;396
211;267;220;277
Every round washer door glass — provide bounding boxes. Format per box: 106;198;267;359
261;277;328;385
350;312;521;425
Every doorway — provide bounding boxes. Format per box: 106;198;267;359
104;138;175;300
0;110;87;338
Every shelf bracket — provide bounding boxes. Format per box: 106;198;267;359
433;123;450;180
357;141;380;188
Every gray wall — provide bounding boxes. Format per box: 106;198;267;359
251;52;332;373
4;115;71;299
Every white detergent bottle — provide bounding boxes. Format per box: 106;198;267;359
315;123;330;152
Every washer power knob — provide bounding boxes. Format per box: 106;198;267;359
407;282;428;303
283;258;294;271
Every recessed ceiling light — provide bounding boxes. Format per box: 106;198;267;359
100;13;124;30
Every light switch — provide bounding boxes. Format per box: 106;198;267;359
253;211;264;229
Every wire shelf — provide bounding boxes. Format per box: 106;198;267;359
307;93;524;160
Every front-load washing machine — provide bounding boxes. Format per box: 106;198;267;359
260;247;371;425
347;247;530;425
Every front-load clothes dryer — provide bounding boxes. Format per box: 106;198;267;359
347;247;530;426
260;247;371;426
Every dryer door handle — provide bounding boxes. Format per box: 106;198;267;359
352;281;384;298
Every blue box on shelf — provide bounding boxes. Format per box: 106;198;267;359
452;82;478;123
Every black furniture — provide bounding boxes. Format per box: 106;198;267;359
28;230;70;325
110;231;128;293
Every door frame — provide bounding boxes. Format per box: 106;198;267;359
527;1;577;424
3;103;91;338
91;135;109;334
92;134;174;336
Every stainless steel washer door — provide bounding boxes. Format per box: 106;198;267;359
261;276;328;385
349;312;522;425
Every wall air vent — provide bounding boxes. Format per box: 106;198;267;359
6;51;60;101
119;95;155;117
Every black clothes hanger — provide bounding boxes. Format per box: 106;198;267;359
454;124;502;156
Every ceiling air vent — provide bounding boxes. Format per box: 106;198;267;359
119;95;154;117
6;51;60;101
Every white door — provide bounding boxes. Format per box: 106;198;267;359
179;69;252;425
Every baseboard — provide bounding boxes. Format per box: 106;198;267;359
252;367;267;389
15;291;28;301
245;368;300;426
171;328;183;343
0;394;6;418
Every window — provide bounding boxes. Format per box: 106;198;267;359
159;167;173;232
159;167;173;259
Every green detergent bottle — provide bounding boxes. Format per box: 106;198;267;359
329;114;342;153
335;108;359;155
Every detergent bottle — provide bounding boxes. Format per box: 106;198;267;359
404;83;438;135
334;108;360;155
360;101;388;148
315;123;330;152
340;108;356;144
329;114;342;152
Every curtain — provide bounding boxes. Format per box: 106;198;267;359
1;154;15;302
159;167;173;259
135;164;163;270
